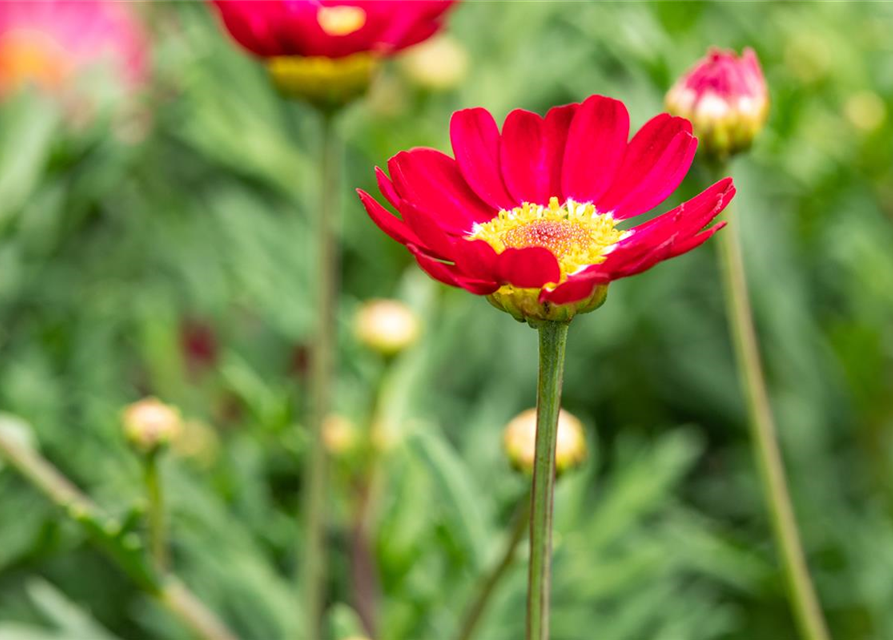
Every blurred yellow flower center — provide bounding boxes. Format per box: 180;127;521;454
469;197;629;279
0;30;70;93
317;6;367;36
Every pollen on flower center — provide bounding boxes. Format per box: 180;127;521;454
468;197;629;280
317;6;367;37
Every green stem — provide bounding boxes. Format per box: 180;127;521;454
715;184;831;640
144;451;168;573
526;321;569;640
458;495;530;640
0;427;238;640
303;109;340;639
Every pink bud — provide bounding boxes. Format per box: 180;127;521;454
666;47;769;159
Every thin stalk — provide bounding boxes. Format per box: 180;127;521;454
349;362;390;638
303;109;340;640
457;496;530;640
715;186;831;640
0;428;238;640
144;451;168;573
526;321;569;640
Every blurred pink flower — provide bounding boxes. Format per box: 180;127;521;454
0;0;147;97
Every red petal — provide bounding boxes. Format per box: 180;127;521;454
562;95;629;205
495;247;561;289
357;189;422;247
401;202;456;259
625;178;735;247
599;114;697;219
666;221;726;259
388;148;494;234
452;239;499;282
500;104;578;206
539;271;608;306
409;246;498;295
450;108;516;210
375;167;404;210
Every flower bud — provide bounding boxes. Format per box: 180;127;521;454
503;408;587;476
322;414;357;456
666;47;769;159
399;35;469;92
122;397;182;453
354;299;420;357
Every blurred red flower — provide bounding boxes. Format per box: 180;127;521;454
211;0;457;60
0;0;146;97
359;95;736;322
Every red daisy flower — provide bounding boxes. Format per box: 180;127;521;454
211;0;457;60
358;95;736;323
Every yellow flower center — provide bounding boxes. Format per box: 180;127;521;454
0;30;70;94
317;6;367;37
468;197;629;280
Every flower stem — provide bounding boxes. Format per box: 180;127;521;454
144;451;168;573
0;427;238;640
526;320;569;640
457;495;530;640
303;108;340;639
715;188;831;640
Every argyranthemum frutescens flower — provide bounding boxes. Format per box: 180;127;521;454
210;0;457;108
358;94;736;324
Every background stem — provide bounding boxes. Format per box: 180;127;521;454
457;495;530;640
526;321;569;640
144;451;168;573
303;109;340;640
0;427;238;640
716;193;831;640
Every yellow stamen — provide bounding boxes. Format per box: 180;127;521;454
468;197;629;281
317;6;366;37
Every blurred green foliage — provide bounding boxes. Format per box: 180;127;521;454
1;2;893;639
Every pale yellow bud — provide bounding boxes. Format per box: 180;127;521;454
844;91;886;132
399;35;469;92
354;299;420;357
503;408;587;476
172;419;220;468
322;415;357;456
122;397;182;453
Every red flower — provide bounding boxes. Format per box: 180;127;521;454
211;0;457;60
358;95;736;323
666;47;769;158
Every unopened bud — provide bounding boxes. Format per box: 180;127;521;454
322;415;357;456
172;419;220;468
666;47;769;159
503;408;587;476
399;35;469;92
354;299;420;357
122;397;182;453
